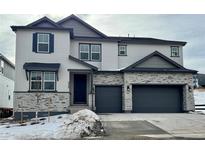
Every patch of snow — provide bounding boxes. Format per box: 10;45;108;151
0;109;104;140
194;89;205;105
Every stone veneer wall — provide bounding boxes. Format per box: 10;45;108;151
14;92;70;112
14;72;195;113
93;72;124;110
123;72;195;112
93;72;124;85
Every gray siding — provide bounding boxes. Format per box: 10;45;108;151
35;22;56;28
60;19;101;37
137;56;177;68
0;59;15;81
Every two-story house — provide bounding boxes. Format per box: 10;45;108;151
0;53;15;118
11;14;197;119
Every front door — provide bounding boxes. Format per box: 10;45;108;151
74;74;87;104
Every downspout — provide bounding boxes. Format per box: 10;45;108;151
91;70;94;111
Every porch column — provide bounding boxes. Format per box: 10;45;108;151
123;73;132;112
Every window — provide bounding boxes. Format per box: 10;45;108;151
44;72;55;91
37;33;49;52
80;44;90;60
118;45;127;56
91;44;101;60
79;43;101;61
30;71;56;91
30;71;42;91
171;46;179;57
33;33;54;53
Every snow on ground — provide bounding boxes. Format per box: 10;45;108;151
0;109;104;140
194;89;205;105
194;89;205;114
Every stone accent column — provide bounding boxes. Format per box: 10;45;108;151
183;84;195;111
123;73;132;112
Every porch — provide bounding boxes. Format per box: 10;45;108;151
68;69;94;113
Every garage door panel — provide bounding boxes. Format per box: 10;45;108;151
95;86;122;113
132;85;182;113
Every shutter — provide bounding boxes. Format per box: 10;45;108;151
32;33;38;52
49;34;54;53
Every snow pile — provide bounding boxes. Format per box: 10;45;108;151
55;109;104;139
0;109;104;140
194;89;205;105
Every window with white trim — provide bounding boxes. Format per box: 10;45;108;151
80;44;90;60
37;33;49;52
30;71;42;91
79;43;101;61
30;71;56;91
44;72;55;91
118;45;127;56
91;44;101;60
171;46;179;57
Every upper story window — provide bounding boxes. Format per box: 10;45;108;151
171;46;180;57
118;45;127;56
80;44;90;60
38;33;49;52
91;44;101;60
30;71;56;91
79;43;101;61
32;33;54;54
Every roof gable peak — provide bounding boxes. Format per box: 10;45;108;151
123;51;185;71
26;16;60;28
57;14;107;38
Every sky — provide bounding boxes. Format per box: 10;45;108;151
0;14;204;73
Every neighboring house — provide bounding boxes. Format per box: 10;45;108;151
194;73;205;88
0;53;15;118
11;14;197;119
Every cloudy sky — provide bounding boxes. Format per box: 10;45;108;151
0;14;204;73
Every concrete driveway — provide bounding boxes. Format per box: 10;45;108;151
98;112;205;140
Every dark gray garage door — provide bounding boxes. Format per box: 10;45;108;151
95;86;122;113
132;85;183;113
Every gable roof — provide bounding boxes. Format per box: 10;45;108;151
26;16;61;28
11;16;74;36
0;53;15;69
69;55;98;71
11;14;186;46
122;51;197;73
57;14;107;38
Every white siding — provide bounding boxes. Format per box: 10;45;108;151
0;74;14;109
70;40;184;70
118;44;183;69
15;29;91;92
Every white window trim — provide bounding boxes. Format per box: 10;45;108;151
91;44;101;61
171;46;180;57
118;45;127;56
80;44;90;60
37;33;50;53
43;72;56;91
30;71;43;91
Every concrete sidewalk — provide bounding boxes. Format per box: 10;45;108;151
99;113;205;139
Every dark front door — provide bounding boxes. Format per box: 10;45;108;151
95;86;122;113
132;85;183;113
74;74;87;104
